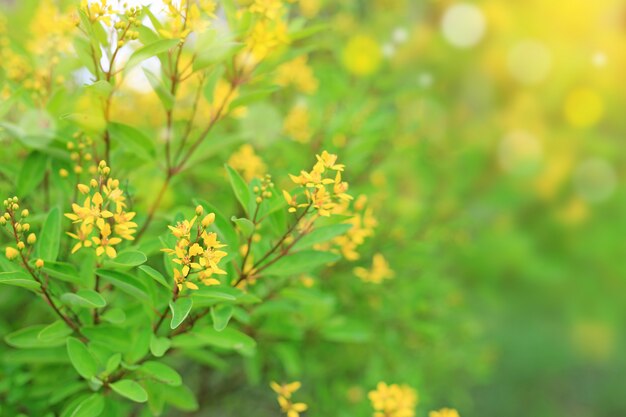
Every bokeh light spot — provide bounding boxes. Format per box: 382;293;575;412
573;158;617;203
498;131;543;175
507;40;552;85
342;34;382;76
441;3;486;48
564;88;604;128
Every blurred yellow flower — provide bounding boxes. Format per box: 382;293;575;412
228;145;267;181
275;56;318;93
354;253;394;284
429;408;460;417
283;105;313;143
368;382;418;417
342;35;382;76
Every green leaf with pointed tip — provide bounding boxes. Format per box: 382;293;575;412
139;265;170;289
292;224;353;250
125;39;179;71
191;286;237;301
110;379;148;403
6;325;65;348
41;261;81;284
61;289;106;308
225;165;252;215
17;151;47;197
231;216;255;237
70;393;104;417
96;269;149;301
0;270;40;291
211;304;234;331
107;250;147;267
170;297;193;329
150;334;171;357
38;320;73;342
140;361;182;386
66;337;98;380
101;308;126;324
261;250;341;277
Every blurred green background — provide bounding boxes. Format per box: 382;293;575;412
1;0;625;416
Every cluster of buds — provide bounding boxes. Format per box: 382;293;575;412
60;133;95;178
2;197;43;267
253;174;275;204
162;206;228;291
114;6;141;47
65;161;136;258
270;381;308;417
283;151;352;217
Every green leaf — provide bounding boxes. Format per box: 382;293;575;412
191;286;237;301
107;250;147;267
61;289;106;309
172;326;256;356
17;151;47;196
149;335;171;357
108;122;156;160
5;324;66;348
169;297;193;329
0;270;40;291
66;337;98;379
143;69;174;111
211;304;234;331
37;207;61;261
231;216;255;237
101;308;126;324
41;261;82;284
202;64;225;101
320;318;371;343
261;250;341;277
225;165;251;215
96;269;149;301
105;353;122;375
140;361;182;386
70;393;104;417
139;265;170;289
125;39;179;71
161;384;198;411
293;224;353;250
38;320;73;342
110;379;148;403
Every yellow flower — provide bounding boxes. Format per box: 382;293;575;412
92;219;122;258
245;20;289;60
274;56;318;93
66;161;135;257
283;105;313;143
163;211;228;291
271;381;307;417
354;253;394;284
368;382;418;417
249;0;284;20
342;34;382;77
228;145;267;181
278;396;308;417
429;408;460;417
270;381;301;399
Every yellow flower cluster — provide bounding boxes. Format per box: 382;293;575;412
162;206;227;291
274;56;318;93
65;161;136;258
429;409;460;417
270;381;308;417
283;151;352;217
1;198;42;266
245;0;289;60
354;253;394;284
228;145;267;181
368;382;418;417
159;0;217;39
314;194;377;260
283;105;313;143
80;0;115;26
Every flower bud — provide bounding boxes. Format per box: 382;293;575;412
5;246;18;260
201;213;215;228
22;223;30;231
77;184;90;194
21;209;29;217
255;196;263;204
35;259;44;268
17;241;25;250
27;233;37;245
59;168;69;178
0;217;6;226
195;205;204;216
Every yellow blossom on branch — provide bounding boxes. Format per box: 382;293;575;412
162;206;228;291
354;253;394;284
274;56;319;94
228;145;267;181
271;381;308;417
65;160;136;258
